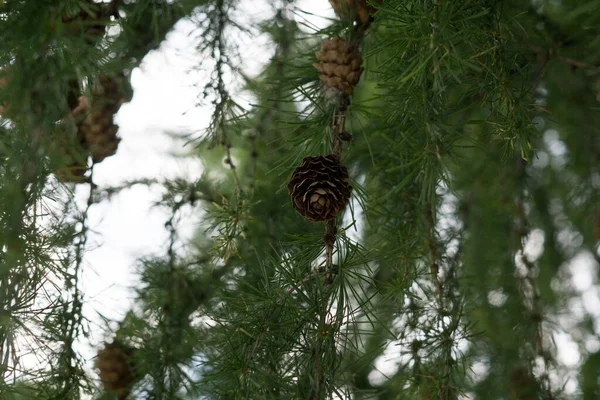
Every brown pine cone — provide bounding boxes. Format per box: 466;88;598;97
329;0;382;27
287;155;351;222
96;342;137;400
94;75;132;112
76;75;130;163
313;37;363;105
79;107;120;163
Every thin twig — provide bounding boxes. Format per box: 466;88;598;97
223;142;242;195
331;109;346;160
426;205;442;298
248;135;257;191
286;263;338;296
213;0;242;196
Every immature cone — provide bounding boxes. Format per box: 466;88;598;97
96;342;137;400
329;0;382;27
287;155;351;221
53;75;130;183
313;37;363;106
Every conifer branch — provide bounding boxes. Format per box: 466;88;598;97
210;0;242;196
56;169;96;398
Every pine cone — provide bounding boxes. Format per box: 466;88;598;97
287;155;351;221
80;107;120;163
96;342;137;400
313;37;363;105
329;0;382;27
77;75;130;163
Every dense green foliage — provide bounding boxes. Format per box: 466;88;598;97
1;0;600;399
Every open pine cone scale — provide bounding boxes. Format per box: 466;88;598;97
288;155;351;222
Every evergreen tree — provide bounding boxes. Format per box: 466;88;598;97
1;0;600;399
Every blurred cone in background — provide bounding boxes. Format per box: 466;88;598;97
96;341;138;400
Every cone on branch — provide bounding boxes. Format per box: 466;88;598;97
78;74;131;163
287;155;351;222
96;341;138;400
329;0;382;27
313;37;363;107
54;74;130;182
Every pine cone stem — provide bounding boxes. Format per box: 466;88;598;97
324;220;336;283
224;140;242;195
322;108;345;282
331;109;347;160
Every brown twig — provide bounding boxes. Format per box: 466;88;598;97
331;109;346;160
426;205;443;299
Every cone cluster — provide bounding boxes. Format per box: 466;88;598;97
96;342;137;400
55;74;131;183
287;155;351;222
313;37;363;97
329;0;382;27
